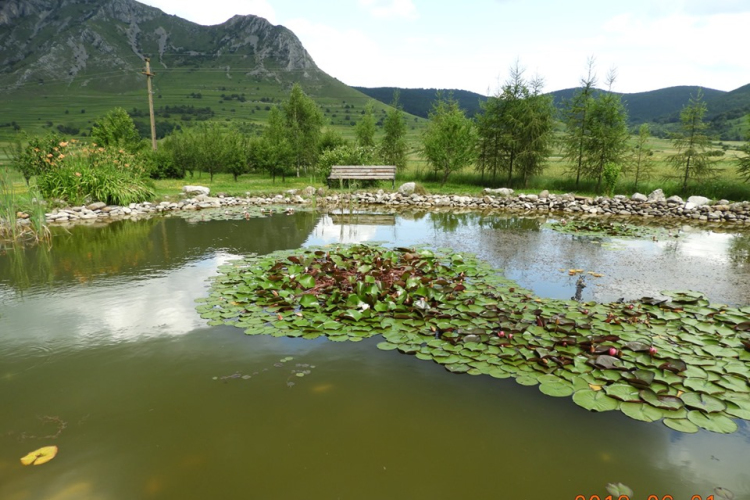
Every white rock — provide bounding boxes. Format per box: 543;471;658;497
647;189;666;202
398;182;416;195
483;187;514;197
182;185;210;196
631;193;647;202
686;195;710;208
666;195;684;204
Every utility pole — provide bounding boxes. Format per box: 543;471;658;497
142;57;157;151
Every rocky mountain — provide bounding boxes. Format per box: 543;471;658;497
0;0;321;92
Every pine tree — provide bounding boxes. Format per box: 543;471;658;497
668;89;715;192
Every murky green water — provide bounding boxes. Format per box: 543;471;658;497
2;212;750;500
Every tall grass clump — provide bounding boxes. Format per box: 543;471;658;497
0;168;51;246
36;141;154;206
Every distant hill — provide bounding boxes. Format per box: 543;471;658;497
548;86;726;124
359;84;749;140
354;87;487;118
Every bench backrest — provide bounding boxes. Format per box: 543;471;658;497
328;165;396;179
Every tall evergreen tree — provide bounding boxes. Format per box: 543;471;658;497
562;58;597;189
515;76;555;187
476;64;554;187
668;88;715;191
630;123;654;191
380;91;407;170
584;70;629;192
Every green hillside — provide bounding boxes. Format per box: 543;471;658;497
0;0;422;141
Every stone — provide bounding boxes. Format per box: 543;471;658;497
647;189;666;202
398;182;416;195
87;201;106;211
686;196;710;208
539;190;549;199
182;185;210;196
483;187;514;197
302;186;316;197
666;195;684;204
316;188;326;197
631;193;647;202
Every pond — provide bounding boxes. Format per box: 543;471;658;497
1;210;750;499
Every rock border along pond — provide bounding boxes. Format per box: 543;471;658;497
15;186;750;228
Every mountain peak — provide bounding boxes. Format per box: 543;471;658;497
0;0;320;90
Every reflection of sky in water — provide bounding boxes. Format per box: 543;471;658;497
0;252;241;352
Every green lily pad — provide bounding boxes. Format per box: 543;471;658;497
539;380;575;397
572;389;620;412
687;411;738;434
605;383;642;402
620;402;664;422
606;483;634;497
680;392;726;413
376;342;399;351
663;418;700;433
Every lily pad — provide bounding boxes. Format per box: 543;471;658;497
572;389;620;412
620;402;664;422
687;411;738;434
663;418;700;433
20;446;58;466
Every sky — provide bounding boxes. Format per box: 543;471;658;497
137;0;750;96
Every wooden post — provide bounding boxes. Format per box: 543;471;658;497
142;58;157;151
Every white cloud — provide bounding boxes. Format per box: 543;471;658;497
285;17;383;81
358;0;418;19
683;0;750;15
140;0;277;25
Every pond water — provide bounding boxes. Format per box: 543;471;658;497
1;211;750;500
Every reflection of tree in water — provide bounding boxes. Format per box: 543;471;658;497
427;212;543;233
729;234;750;268
0;212;320;293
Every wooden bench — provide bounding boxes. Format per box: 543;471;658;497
327;165;396;189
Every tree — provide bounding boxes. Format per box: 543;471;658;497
738;114;750;182
583;70;629;192
668;88;715;191
254;106;294;182
380;91;408;170
630;123;655;191
91;107;142;152
562;58;597;189
476;64;554;187
281;83;323;177
355;100;377;148
421;93;477;186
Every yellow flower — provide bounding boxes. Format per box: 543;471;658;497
59;141;68;147
58;154;65;159
75;172;82;177
47;153;53;158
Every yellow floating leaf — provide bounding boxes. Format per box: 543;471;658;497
589;384;602;391
587;272;604;278
20;445;58;466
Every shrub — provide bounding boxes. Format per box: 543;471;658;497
602;162;622;197
143;148;184;179
37;143;154;206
